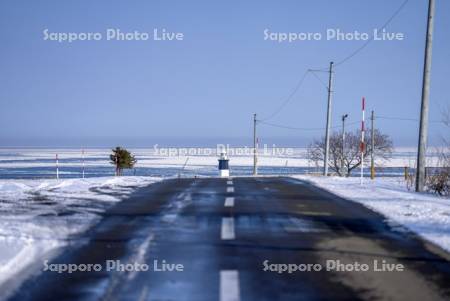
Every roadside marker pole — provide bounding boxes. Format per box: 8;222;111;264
253;113;258;176
56;154;59;179
360;97;365;185
82;149;85;179
370;111;375;180
341;114;348;176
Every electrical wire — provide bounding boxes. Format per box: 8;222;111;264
334;0;410;67
377;116;442;123
309;69;329;91
258;115;443;134
259;70;310;122
377;116;419;121
259;0;410;123
258;120;359;131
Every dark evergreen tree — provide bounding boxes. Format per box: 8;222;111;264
110;147;137;176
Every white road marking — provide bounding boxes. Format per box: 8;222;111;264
220;270;240;301
184;194;192;201
227;180;233;185
224;197;234;207
227;187;234;193
298;211;332;216
221;217;235;240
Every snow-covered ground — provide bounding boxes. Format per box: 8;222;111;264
1;147;444;180
0;176;161;290
0;147;441;169
293;175;450;253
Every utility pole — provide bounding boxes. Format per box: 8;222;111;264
323;61;334;176
371;111;375;180
253;113;258;176
416;0;435;192
341;114;348;176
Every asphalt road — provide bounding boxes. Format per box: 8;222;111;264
8;177;450;301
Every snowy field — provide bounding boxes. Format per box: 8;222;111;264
0;176;161;292
0;147;442;179
294;175;450;253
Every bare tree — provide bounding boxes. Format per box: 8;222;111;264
442;105;450;127
427;106;450;195
441;105;450;151
307;129;393;176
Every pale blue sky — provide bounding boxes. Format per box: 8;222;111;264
0;0;448;147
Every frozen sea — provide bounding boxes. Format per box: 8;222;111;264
0;147;426;179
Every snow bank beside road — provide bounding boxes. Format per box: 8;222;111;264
0;176;161;289
293;176;450;253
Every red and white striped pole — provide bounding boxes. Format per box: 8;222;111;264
56;154;59;179
360;97;365;184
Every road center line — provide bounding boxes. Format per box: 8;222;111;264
221;217;235;240
227;187;234;193
224;197;234;207
227;180;233;185
220;270;240;301
298;211;332;216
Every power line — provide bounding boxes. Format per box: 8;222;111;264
259;70;310;122
377;116;419;121
377;116;442;123
258;120;359;131
260;1;410;121
309;69;329;91
258;0;411;131
258;115;444;133
334;0;410;67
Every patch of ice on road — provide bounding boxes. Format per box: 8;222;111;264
284;217;328;233
0;176;162;292
293;175;450;253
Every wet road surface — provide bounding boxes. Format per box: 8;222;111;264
8;177;450;301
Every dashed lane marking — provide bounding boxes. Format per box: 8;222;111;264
221;217;235;240
220;270;240;301
224;197;235;207
297;211;332;216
